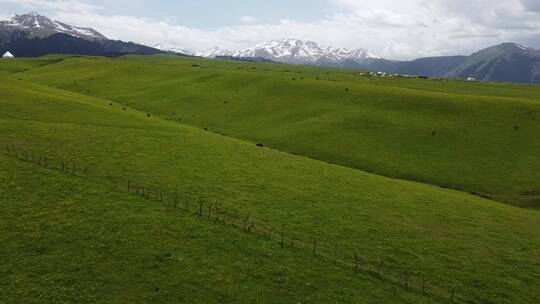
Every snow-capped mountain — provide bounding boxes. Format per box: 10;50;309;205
197;38;379;65
195;47;238;58
0;12;165;58
153;43;193;55
0;12;106;41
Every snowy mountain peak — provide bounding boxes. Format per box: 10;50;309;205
197;38;379;65
153;43;193;55
1;12;107;41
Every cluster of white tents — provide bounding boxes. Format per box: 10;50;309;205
2;51;15;59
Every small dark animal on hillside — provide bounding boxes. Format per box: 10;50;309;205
345;88;350;91
109;103;113;106
432;130;435;136
515;126;520;130
204;128;208;131
256;143;264;147
147;114;151;118
123;107;126;110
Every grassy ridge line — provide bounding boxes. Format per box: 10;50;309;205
2;146;463;303
13;56;540;208
0;154;442;304
0;77;538;304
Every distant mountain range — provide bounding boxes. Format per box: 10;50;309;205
191;40;540;84
195;38;379;66
0;12;167;57
2;12;540;84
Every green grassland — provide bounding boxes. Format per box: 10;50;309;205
1;56;539;303
13;55;540;208
1;154;442;304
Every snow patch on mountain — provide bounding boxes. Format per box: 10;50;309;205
153;43;193;55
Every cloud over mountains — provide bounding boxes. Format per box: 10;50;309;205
1;0;539;59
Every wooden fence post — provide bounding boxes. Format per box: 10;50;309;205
281;225;285;248
404;271;410;292
313;240;318;256
243;215;249;232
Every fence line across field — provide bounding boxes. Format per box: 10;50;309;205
3;142;463;303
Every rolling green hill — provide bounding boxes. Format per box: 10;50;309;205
13;55;540;208
1;58;539;303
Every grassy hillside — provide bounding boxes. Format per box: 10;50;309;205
0;69;539;303
2;154;442;304
13;55;540;208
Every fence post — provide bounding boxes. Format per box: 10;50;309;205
198;200;203;217
280;225;285;248
404;271;410;292
354;253;359;272
184;193;189;210
333;245;337;265
61;159;65;171
243;215;249;232
313;240;318;256
450;285;456;302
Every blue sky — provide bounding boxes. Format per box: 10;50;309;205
1;0;540;59
1;0;334;28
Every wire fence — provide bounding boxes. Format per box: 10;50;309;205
3;142;467;303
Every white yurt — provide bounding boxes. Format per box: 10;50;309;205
2;51;15;59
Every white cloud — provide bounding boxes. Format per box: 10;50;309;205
0;12;10;20
240;15;257;23
2;0;540;59
0;0;102;14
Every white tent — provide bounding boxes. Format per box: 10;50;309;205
2;51;14;59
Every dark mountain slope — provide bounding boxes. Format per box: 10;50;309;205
446;43;540;83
